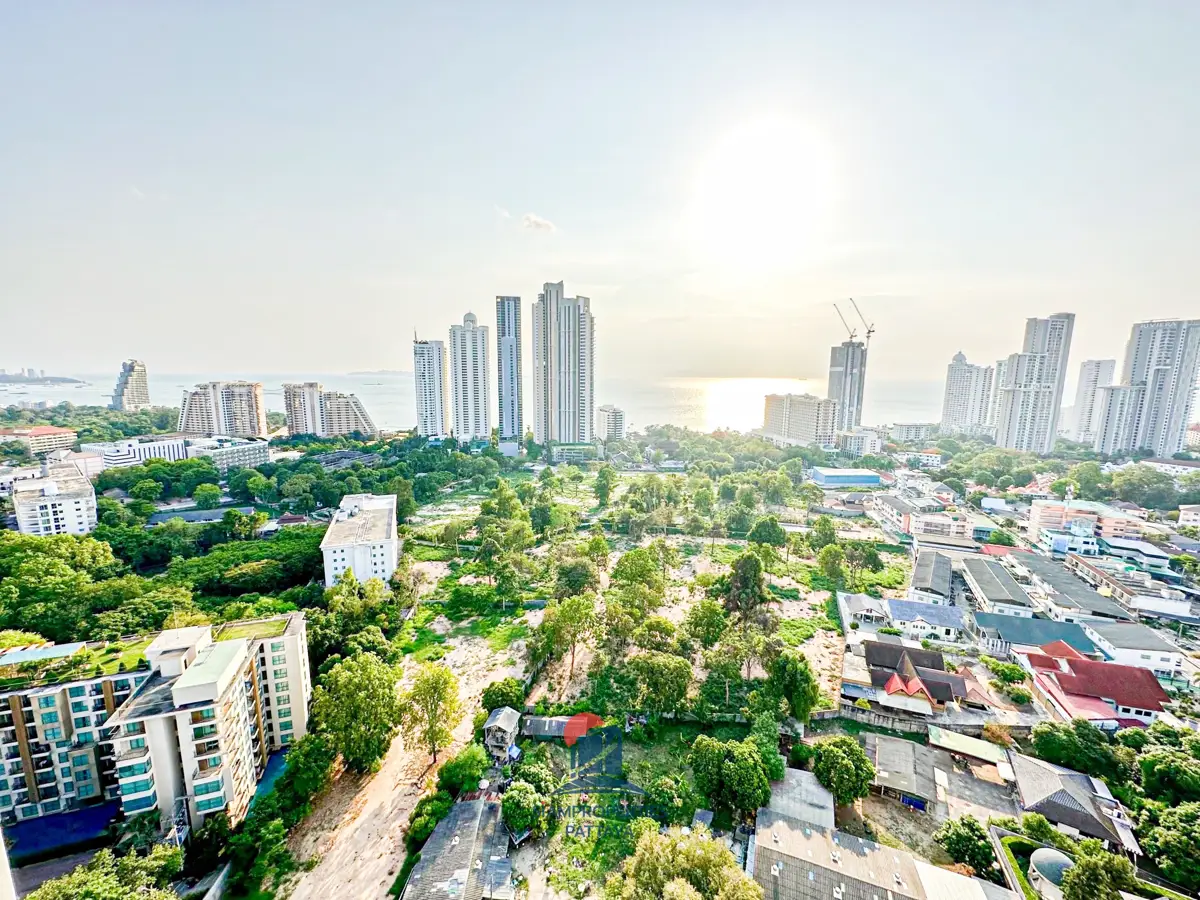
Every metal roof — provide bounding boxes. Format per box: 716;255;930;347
1085;620;1181;652
0;642;86;667
926;725;1008;765
971;613;1097;654
912;551;953;597
886;599;965;631
1011;553;1132;620
962;557;1033;607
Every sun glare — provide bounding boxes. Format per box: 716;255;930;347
685;116;837;273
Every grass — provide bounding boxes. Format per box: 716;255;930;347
808;717;926;743
999;836;1040;900
388;851;421;897
395;606;448;661
215;619;289;642
547;817;637;899
407;543;458;562
777;595;842;646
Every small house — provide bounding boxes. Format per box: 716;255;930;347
483;706;520;761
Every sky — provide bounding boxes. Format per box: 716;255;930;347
3;3;1200;398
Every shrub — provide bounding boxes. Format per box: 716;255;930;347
480;676;526;713
789;743;815;768
437;744;489;796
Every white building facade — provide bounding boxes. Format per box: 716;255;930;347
994;313;1075;454
284;383;377;438
111;359;152;412
1070;359;1116;443
413;339;448;438
532;283;595;445
319;494;400;586
11;461;97;536
81;435;189;468
178;382;268;439
449;313;491;441
496;296;523;442
596;404;626;441
763;393;839;447
940;352;994;433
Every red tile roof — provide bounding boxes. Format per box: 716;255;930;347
883;672;934;703
1040;640;1086;660
1027;655;1170;714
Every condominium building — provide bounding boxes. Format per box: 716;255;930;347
1028;498;1143;540
449;313;491;441
81;434;189;468
532;282;595;445
0;614;310;832
827;339;867;432
1070;359;1116;443
994;313;1075;454
495;296;523;441
413;339;448;438
940;352;994;433
762;393;838;447
836;428;882;458
596;404;626;441
283;383;378;438
110;360;152;412
888;423;937;443
0;426;77;455
178;382;268;439
1092;319;1200;457
319;494;400;586
988;357;1009;426
11;461;97;536
184;437;270;474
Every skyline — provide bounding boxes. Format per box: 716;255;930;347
5;4;1200;387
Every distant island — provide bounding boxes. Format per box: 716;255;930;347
0;374;84;385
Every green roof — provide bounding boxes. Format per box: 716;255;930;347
215;619;288;642
927;725;1008;765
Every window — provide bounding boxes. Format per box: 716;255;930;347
279;720;293;732
118;762;151;778
0;797;10;808
37;697;56;709
71;701;87;713
272;655;286;666
275;682;289;693
275;695;290;706
75;731;93;745
68;686;85;699
60;767;71;779
272;668;287;679
124;793;157;812
74;717;90;729
122;778;154;796
281;733;293;745
195;780;222;796
128;738;147;750
40;712;59;725
41;800;60;813
76;783;96;799
270;641;285;652
57;752;68;763
45;728;61;741
76;769;91;782
277;708;292;720
197;796;226;812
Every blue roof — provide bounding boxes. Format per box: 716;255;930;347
0;642;86;667
885;599;965;630
972;613;1097;654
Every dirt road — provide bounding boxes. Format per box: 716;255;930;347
286;629;525;900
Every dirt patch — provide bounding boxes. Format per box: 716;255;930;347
413;561;449;591
860;795;954;865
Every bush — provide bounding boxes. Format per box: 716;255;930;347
981;655;1027;685
437;744;489;796
789;743;815;768
502;780;548;835
934;815;1001;884
878;627;902;636
481;676;526;713
1005;685;1032;705
982;722;1014;747
854;698;871;710
407;791;454;849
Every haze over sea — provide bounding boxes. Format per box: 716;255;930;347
4;373;943;434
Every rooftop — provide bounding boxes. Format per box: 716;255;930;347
971;613;1097;654
1145;457;1200;469
766;769;835;830
215;617;291;642
1008;752;1137;852
926;725;1009;765
11;462;94;502
1099;537;1172;559
885;599;965;630
148;506;255;525
320;493;396;548
1022;653;1170;715
1033;498;1143;521
1084;620;1181;653
401;798;509;900
912;551;953;597
175;639;248;693
811;467;880;478
1009;553;1133;620
962;557;1034;607
106;672;181;724
0;425;76;436
864;733;937;801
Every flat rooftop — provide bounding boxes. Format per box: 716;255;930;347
175;639;247;692
216;616;293;642
106;672;180;725
1011;553;1132;620
1086;620;1181;653
320;494;396;548
962;557;1033;606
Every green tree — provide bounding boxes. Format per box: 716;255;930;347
812;736;875;807
594;465;618;506
437;743;490;796
502;780;548;835
795;482;825;523
747;515;787;547
817;544;846;584
988;529;1016;546
1030;719;1130;783
606;824;763;900
688;735;771;820
629;651;693;715
712;551;772;631
683;598;727;649
27;845;181;900
612;547;666;594
842;542;883;588
767;649;821;723
1111;464;1178;509
933;816;999;883
1061;846;1137;900
192;483;222;509
556;557;600;598
129;479;164;503
481;676;525;712
312;652;405;772
1139;802;1200;891
401;662;464;764
750;713;785;781
735;484;758;509
543;593;598;676
808;515;838;549
632;615;677;652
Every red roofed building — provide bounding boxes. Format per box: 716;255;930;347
1018;643;1170;728
0;425;78;454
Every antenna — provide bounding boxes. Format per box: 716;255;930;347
833;304;857;342
849;298;875;346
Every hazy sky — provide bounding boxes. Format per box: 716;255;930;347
3;3;1200;394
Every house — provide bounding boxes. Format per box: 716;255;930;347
520;716;569;740
869;493;916;535
1017;643;1170;728
1005;552;1133;623
1080;621;1186;679
1109;500;1149;520
1180;505;1200;528
400;797;513;900
750;808;1019;900
483;707;520;761
1028;499;1143;540
840;592;889;626
1097;537;1174;578
970;613;1099;659
885;598;966;642
962;557;1036;617
1008;752;1141;855
862;733;938;811
908;551;952;604
852;640;968;715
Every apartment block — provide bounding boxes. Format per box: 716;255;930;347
495;296;523;442
941;352;994;433
178;382;269;439
827;340;867;432
1070;359;1116;443
11;461;97;536
320;494;400;586
836;428;882;458
762;393;838;447
0;426;77;455
283;383;378;438
80;435;189;468
887;423;937;443
1028;498;1143;540
596;404;626;441
413;339;448;438
111;360;152;412
449;313;492;441
994;313;1075;454
532;282;595;445
185;437;270;474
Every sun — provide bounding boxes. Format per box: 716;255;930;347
684;116;837;273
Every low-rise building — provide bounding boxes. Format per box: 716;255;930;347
1037;524;1100;558
961;557;1035;617
595;405;626;441
1028;498;1142;540
1179;504;1200;528
1081;620;1185;679
970;613;1098;659
762;393;839;447
1141;457;1200;479
184;437;270;474
809;467;881;488
840;592;889;627
0;426;77;454
320;494;400;586
1017;642;1170;727
400;797;511;900
548;443;600;463
908;551;952;604
891;450;946;469
1064;553;1193;617
80;435;189;468
885;598;966;642
868;493;914;535
887;422;938;443
835;428;882;458
1004;552;1133;623
11;461;97;536
1097;537;1174;578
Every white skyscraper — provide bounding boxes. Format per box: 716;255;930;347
532;282;595;445
596;404;626;441
111;359;151;411
449;313;491;441
994;313;1075;454
827;340;867;432
1093;319;1200;457
1070;359;1116;443
284;383;377;437
178;381;269;438
988;358;1009;426
413;339;448;438
496;296;523;441
940;352;994;433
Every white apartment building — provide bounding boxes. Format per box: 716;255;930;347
1142;458;1200;479
596;404;626;441
185;437;270;474
320;494;400;586
762;393;838;447
1093;319;1200;458
413;339;448;438
940;352;994;433
827;340;867;432
81;434;189;468
532;283;595;445
994;313;1075;454
892;451;945;469
887;423;937;443
111;359;152;412
836;428;882;458
11;461;97;536
178;382;269;439
1080;621;1185;679
988;357;1009;426
0;614;309;832
1070;359;1116;443
0;426;77;455
283;383;378;438
496;296;523;442
449;313;491;441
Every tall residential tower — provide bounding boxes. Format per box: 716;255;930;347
449;313;491;441
532;282;595;445
413;338;448;438
178;382;268;438
1070;359;1116;444
496;296;523;442
940;352;994;433
827;340;867;432
111;359;151;412
283;383;377;437
993;313;1075;454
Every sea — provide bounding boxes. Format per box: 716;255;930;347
2;372;944;434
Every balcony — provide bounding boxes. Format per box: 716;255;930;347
115;745;149;763
193;740;221;758
196;756;222;775
193;764;223;784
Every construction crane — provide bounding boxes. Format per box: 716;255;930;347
833;303;857;342
849;297;875;346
